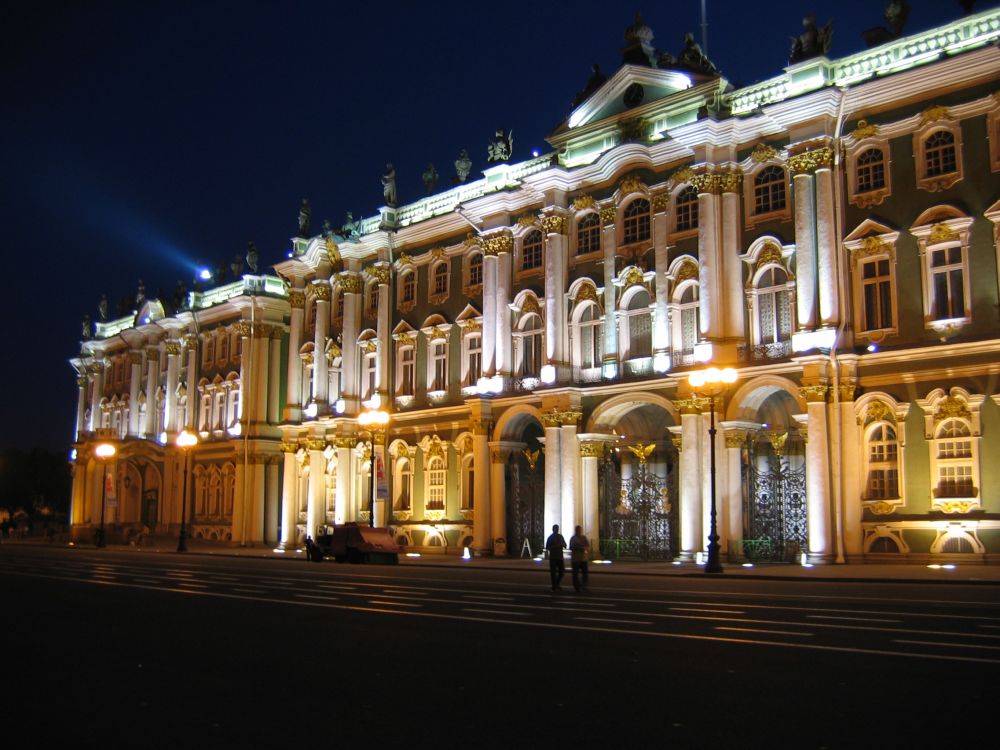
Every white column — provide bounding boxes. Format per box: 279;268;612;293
334;440;353;524
839;392;863;559
489;444;510;552
803;389;832;562
696;185;721;339
268;330;282;424
265;458;280;544
815;166;838;326
306;440;327;538
128;352;143;436
164;340;182;437
340;275;361;406
721;424;752;560
285;289;305;421
678;410;703;559
793;172;818;330
279;448;299;548
74;374;88;440
496;250;512;375
653;244;670;359
184;338;198;431
471;419;492;552
560;415;581;534
252;329;270;428
482;252;498;377
542;416;562;536
543;216;568;368
236;323;251;422
143;349;158;437
579;440;604;554
88;362;105;433
311;283;331;409
600;210;618;369
721;189;744;340
701;401;727;556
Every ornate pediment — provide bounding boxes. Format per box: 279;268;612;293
560;65;695;133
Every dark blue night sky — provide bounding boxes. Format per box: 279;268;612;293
0;0;974;450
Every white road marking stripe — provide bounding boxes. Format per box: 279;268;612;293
316;584;358;591
808;614;901;623
893;639;1000;651
131;577;162;584
295;594;341;602
462;594;516;601
175;582;208;589
717;627;814;637
978;624;1000;630
576;616;653;626
462;608;532;617
4;568;1000;665
367;600;421;608
671;607;745;615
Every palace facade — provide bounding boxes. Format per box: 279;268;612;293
70;8;1000;563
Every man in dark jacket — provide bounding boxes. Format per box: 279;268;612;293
545;524;567;591
569;525;590;592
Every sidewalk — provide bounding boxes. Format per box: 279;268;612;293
9;536;1000;585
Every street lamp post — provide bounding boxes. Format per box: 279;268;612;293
176;430;199;552
687;366;738;574
358;406;390;527
94;442;117;548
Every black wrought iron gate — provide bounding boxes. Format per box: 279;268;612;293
506;449;544;557
599;445;678;560
743;429;807;562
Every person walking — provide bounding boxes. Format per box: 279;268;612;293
545;524;567;591
569;525;590;592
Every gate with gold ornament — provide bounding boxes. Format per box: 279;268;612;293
599;442;678;561
743;428;807;562
506;447;544;558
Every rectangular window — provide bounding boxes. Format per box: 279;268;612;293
399;347;414;396
364;354;377;400
431;342;447;392
930;247;964;320
861;258;893;331
466;335;482;387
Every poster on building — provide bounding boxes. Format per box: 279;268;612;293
105;471;117;508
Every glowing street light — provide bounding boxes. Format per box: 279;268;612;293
687;366;738;574
175;430;199;552
357;407;391;527
94;442;117;548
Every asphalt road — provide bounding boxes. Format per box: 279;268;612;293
3;545;998;748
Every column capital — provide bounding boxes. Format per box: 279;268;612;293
540;410;562;428
471;418;493;436
724;429;747;449
279;441;300;453
578;441;605;458
305;438;327;452
787;147;833;176
164;340;182;356
540;213;567;235
559;410;582;427
127;351;144;365
309;280;333;300
598;206;617;226
287;289;306;308
799;384;830;403
481;232;513;256
144;347;160;361
334;272;360;294
675;396;710;414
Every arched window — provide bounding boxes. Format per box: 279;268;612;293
575;302;603;370
426;457;445;511
468;253;483;287
461;456;474;511
517;313;543;378
397;345;414;396
934;419;973;498
856;148;886;193
755;267;792;344
864;423;899;499
624;289;652;359
194;468;207;516
754;166;786;214
924;131;956;177
222;464;236;517
623;199;650;244
400;271;416;305
209;468;222;517
677;286;698;354
576;213;600;255
521;230;543;271
432;262;449;297
675;186;699;232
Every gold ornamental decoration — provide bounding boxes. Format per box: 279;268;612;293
599;206;617;225
574;284;599;304
622;266;645;287
540;411;562;428
865;400;893;425
937;500;975;514
462;318;482;332
287;289;306;309
675;260;698;283
934;395;971;423
852;119;880;140
430;246;445;259
573;194;597;211
522;448;540;471
144;348;159;361
395;332;413;345
651;193;670;212
429;328;448;341
336;273;361;294
751;143;779;163
127;351;144;364
671;435;683;452
310;282;333;301
579;442;605;458
333;436;358;449
689;173;720;195
674;397;709;415
928;222;959;245
856;236;888;258
628;443;655;464
724;430;747;449
559;410;582;427
279;441;300;453
362;340;377;353
520;295;541;315
799;384;829;403
370;265;391;285
670;165;695;185
766;431;789;457
516;215;539;228
397;252;413;266
305;438;327;452
870;501;895;516
471;418;492;436
618;175;646;196
540;215;567;234
756;242;784;271
717;170;742;193
919;105;951;125
164;340;182;356
481;233;513;256
787;147;833;175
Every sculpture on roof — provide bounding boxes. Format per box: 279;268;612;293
246;241;259;274
81;315;91;340
98;294;108;322
298;198;311;237
677;32;719;76
571;63;607;108
135;279;146;307
231;255;244;280
958;1;977;14
621;12;657;67
862;1;910;47
173;280;187;310
422;163;439;195
322;219;332;239
342;211;361;239
789;15;833;63
487;130;513;163
455;149;472;183
382;163;397;207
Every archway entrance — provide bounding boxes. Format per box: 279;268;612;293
505;422;544;558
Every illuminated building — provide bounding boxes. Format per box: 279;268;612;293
71;8;1000;562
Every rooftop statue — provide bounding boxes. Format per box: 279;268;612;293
98;293;108;322
571;63;607;108
789;14;833;64
231;254;244;280
298;198;311;237
81;315;91;340
958;1;977;14
621;12;657;67
422;163;439;195
135;279;146;307
487;130;513;163
382;163;397;207
322;218;332;239
343;211;361;239
677;32;719;76
863;1;910;48
173;280;187;310
246;241;259;274
455;149;472;183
